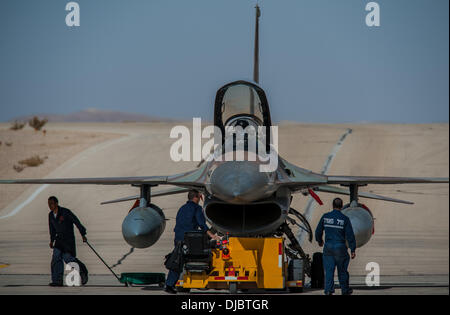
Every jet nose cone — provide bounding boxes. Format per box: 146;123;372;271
210;161;272;203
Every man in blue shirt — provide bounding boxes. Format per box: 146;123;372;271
165;190;220;294
315;197;356;295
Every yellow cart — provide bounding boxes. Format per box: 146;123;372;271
176;236;305;294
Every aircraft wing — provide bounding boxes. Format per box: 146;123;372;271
0;164;209;188
280;173;449;190
278;157;449;201
325;176;449;185
312;185;414;204
0;176;168;185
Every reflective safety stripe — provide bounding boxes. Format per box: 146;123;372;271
225;276;237;280
214;276;250;281
278;242;283;268
324;224;344;229
287;280;303;287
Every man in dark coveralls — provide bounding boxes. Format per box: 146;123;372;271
315;197;356;295
48;196;87;286
164;190;221;294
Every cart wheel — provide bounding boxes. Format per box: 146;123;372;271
229;282;238;294
158;282;165;288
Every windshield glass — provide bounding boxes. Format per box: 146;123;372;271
221;84;264;125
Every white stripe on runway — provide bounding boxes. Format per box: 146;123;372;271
298;128;352;244
0;184;50;219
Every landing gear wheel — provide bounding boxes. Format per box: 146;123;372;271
311;252;324;289
229;282;237;294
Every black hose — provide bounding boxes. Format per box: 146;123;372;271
85;240;122;283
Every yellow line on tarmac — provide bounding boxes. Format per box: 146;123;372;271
0;264;10;269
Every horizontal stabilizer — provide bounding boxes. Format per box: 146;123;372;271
101;187;189;205
314;185;414;204
326;176;449;185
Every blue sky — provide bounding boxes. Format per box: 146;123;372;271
0;0;448;123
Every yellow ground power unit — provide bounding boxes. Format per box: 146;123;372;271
176;233;305;294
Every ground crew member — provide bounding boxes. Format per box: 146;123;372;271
48;196;87;286
315;197;356;295
164;190;220;294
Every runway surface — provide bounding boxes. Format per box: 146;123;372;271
0;122;448;295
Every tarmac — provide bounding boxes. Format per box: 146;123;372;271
0;274;447;295
0;122;448;295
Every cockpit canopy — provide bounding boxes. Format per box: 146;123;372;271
214;81;272;131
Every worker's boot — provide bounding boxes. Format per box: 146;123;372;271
49;282;63;287
342;288;353;295
164;285;177;294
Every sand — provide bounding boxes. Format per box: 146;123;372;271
0;124;123;210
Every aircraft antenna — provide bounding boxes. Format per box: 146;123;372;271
250;3;261;115
253;3;261;84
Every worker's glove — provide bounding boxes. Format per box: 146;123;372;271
318;241;323;247
82;235;87;243
49;242;54;249
351;252;356;259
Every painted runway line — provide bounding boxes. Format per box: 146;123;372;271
298;128;353;245
0;184;50;220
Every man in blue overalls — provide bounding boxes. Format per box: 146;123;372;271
315;197;356;295
48;196;87;286
164;190;220;294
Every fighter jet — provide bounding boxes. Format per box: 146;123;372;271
0;5;448;273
